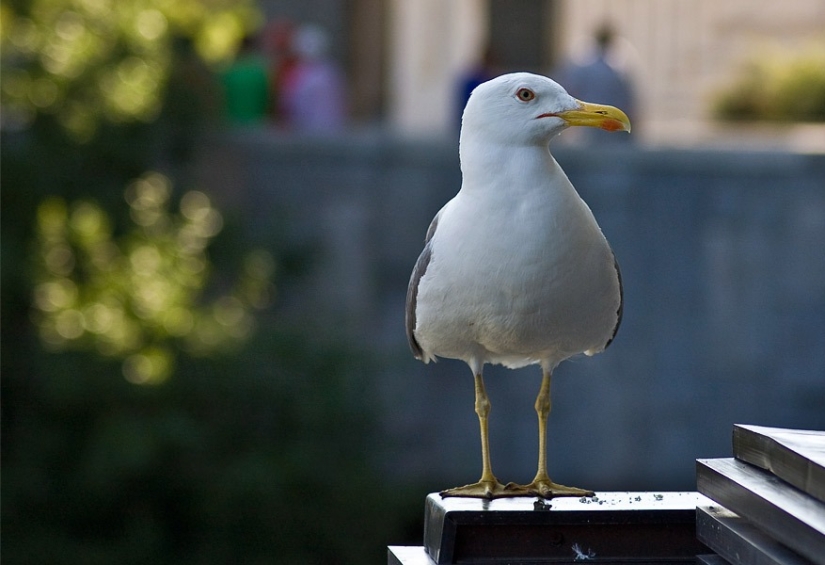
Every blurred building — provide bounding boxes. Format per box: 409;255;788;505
264;0;825;145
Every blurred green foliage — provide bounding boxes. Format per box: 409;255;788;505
0;0;259;140
1;0;422;562
713;44;825;123
32;172;274;384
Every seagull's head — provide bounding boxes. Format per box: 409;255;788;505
461;72;631;146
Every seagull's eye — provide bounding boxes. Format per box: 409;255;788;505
516;88;535;102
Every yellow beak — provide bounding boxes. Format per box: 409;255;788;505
555;100;631;133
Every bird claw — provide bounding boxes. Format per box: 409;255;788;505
502;480;594;499
440;479;511;499
440;477;594;500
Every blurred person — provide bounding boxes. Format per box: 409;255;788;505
556;23;636;144
263;18;298;123
280;24;347;133
163;36;222;162
220;34;270;125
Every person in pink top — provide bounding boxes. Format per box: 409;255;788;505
281;25;346;133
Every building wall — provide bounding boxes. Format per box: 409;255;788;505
197;132;825;490
386;0;487;133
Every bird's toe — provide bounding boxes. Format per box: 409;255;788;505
503;478;594;500
440;479;510;499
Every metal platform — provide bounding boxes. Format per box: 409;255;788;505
391;491;712;564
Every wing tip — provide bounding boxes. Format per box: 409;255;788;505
406;214;440;362
604;253;623;350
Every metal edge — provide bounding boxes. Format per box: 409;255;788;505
734;424;825;504
696;504;814;565
423;493;449;564
696;458;825;565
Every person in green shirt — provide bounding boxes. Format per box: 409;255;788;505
221;35;270;125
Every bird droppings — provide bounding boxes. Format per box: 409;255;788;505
578;495;611;506
572;543;596;561
570;492;697;508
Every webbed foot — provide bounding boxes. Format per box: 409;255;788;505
503;478;594;499
440;478;511;499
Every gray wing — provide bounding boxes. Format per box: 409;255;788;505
604;252;623;349
405;211;441;359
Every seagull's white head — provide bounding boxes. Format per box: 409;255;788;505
461;72;631;146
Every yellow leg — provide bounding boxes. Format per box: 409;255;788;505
441;372;509;499
504;369;594;499
534;368;553;482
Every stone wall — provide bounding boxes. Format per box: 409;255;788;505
198;130;825;491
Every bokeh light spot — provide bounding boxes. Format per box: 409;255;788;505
122;348;171;385
130;245;162;276
70;201;108;241
55;309;85;339
214;296;244;326
180;191;211;221
83;303;116;334
162;307;195;336
136;9;167;41
29;77;60;109
55;11;84;41
44;244;75;275
8;17;40;53
34;279;78;311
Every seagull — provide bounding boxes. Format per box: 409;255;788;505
405;72;630;500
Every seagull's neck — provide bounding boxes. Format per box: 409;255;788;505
458;137;567;198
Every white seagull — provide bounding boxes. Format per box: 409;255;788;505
405;72;630;499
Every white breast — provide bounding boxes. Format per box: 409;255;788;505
413;154;621;371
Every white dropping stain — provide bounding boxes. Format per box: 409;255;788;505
572;543;596;561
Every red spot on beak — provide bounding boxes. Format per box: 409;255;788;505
600;119;625;132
